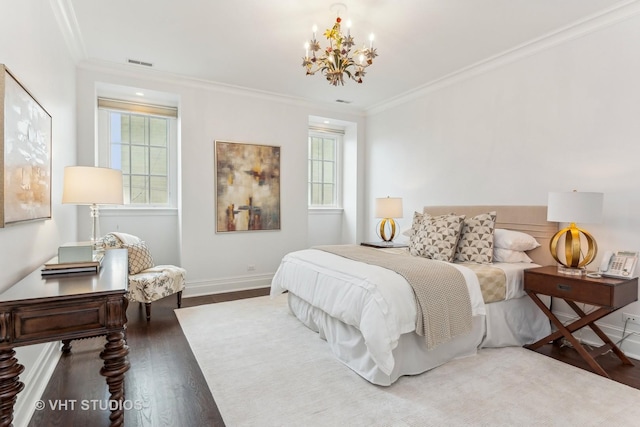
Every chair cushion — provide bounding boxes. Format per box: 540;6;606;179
127;265;186;303
123;241;155;274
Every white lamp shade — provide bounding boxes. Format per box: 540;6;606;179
547;191;603;224
62;166;124;205
375;197;403;218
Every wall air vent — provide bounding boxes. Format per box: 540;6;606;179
127;59;153;67
335;99;352;104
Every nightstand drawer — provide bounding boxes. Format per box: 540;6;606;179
525;273;610;306
524;267;638;308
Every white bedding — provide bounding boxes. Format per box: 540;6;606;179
270;248;537;378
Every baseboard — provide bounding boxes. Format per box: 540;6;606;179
13;342;61;427
554;311;640;360
183;273;274;298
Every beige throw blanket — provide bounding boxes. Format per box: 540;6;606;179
314;245;473;349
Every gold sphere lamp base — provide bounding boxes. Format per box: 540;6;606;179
377;218;398;242
549;222;597;275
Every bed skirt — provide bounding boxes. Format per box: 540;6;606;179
287;292;550;386
288;292;484;386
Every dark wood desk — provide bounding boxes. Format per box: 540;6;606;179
524;265;638;378
0;249;129;427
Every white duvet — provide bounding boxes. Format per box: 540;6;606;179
270;249;488;375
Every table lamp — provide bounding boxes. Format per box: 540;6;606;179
62;166;123;246
547;191;603;274
375;197;403;242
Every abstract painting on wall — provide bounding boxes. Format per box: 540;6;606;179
0;65;52;227
215;140;280;232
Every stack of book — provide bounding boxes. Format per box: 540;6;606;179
41;252;105;277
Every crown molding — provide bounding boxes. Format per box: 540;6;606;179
51;1;364;115
77;59;366;116
366;0;640;116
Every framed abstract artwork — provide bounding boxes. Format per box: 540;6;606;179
0;65;52;227
215;140;280;232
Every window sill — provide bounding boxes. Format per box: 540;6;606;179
308;208;344;215
100;207;178;217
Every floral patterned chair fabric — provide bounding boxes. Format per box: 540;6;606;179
101;232;185;321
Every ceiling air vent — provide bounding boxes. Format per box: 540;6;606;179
127;59;153;67
335;99;352;104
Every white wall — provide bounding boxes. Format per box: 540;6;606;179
0;1;77;424
365;11;640;355
75;64;366;297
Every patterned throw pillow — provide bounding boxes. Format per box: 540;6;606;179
123;241;154;274
408;211;428;256
413;214;466;262
454;211;497;264
100;233;123;249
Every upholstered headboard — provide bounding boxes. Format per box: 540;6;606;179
423;205;558;267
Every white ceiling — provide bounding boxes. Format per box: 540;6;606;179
62;0;629;109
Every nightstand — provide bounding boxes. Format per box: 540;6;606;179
360;242;408;249
524;265;638;378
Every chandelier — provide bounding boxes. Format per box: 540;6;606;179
302;8;378;86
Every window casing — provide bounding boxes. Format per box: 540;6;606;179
97;99;178;208
308;131;342;208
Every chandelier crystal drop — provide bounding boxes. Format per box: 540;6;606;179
302;13;378;86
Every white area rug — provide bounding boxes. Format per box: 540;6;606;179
176;295;640;426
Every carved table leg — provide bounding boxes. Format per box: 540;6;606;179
61;339;72;353
99;331;130;427
0;349;25;427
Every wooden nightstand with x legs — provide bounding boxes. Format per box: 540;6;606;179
524;266;638;378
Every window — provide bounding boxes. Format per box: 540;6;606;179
308;130;342;208
97;98;178;207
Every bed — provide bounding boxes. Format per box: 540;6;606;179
270;206;557;385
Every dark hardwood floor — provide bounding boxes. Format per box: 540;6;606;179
529;341;640;389
27;289;640;426
28;288;269;427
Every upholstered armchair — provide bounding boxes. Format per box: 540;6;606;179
101;232;185;321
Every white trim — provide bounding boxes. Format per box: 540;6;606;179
309;208;344;215
100;207;178;217
367;0;640;115
78;59;366;115
182;274;273;298
13;342;61;427
308;131;343;209
97;107;178;208
54;0;640;116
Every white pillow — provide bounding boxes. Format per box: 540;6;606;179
493;248;533;263
493;229;540;251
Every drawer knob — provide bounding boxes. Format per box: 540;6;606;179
557;283;572;292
